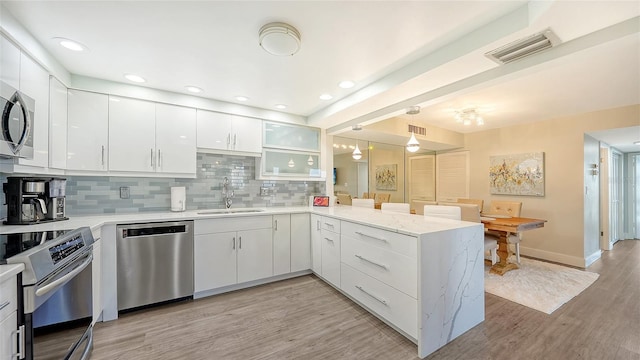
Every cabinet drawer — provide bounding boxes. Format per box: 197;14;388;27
320;217;340;233
0;277;17;321
341;264;417;339
195;215;272;235
321;229;341;288
341;221;417;258
341;235;417;298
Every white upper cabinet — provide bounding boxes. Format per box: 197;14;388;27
67;90;109;171
196;110;262;155
17;52;49;168
49;77;67;170
0;35;20;89
109;96;156;172
155;103;196;174
109;96;196;175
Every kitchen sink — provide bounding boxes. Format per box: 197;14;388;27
197;209;265;215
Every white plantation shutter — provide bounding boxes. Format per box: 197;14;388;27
408;155;435;201
436;151;469;202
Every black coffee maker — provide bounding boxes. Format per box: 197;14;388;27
3;177;68;225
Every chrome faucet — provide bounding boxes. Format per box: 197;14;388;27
222;177;234;209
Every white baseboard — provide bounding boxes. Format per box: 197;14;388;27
194;270;312;299
584;250;602;267
520;246;600;268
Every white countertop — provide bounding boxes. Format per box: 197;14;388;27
0;263;25;283
0;205;479;237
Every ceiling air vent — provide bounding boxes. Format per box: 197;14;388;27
408;124;426;136
485;28;560;64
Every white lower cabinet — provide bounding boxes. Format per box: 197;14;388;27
290;213;311;272
341;264;417;339
321;229;341;288
194;216;273;293
310;214;322;273
0;275;19;360
273;214;292;276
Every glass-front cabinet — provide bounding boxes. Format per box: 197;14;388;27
263;122;320;152
260;122;322;180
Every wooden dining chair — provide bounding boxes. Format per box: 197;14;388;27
381;202;410;213
362;192;376;200
487;200;523;263
423;205;461;220
457;198;484;213
336;194;352;205
375;193;390;204
410;200;437;215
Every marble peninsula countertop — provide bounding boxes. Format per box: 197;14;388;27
0;205;479;237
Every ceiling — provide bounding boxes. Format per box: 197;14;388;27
2;1;639;151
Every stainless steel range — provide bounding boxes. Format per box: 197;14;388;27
2;227;95;360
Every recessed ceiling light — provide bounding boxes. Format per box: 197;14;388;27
53;37;87;52
319;94;333;100
275;104;287;109
235;96;249;102
124;74;146;83
185;86;203;93
338;80;354;89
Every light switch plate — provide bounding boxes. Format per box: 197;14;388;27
120;187;130;199
260;187;269;196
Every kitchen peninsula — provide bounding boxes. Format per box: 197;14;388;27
0;206;484;359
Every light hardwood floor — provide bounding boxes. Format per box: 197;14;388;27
37;240;640;359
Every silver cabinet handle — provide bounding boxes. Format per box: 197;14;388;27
233;134;237;148
101;145;105;166
0;300;9;311
12;324;25;359
150;148;154;168
232;237;236;250
157;149;161;169
274;219;278;231
316;220;320;230
323;237;334;242
239;236;242;249
354;254;388;270
227;133;231;148
355;231;387;243
324;222;334;228
355;285;388;306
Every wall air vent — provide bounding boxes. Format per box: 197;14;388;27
408;124;426;136
485;28;560;64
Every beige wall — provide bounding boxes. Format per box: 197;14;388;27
463;105;639;266
369;142;405;203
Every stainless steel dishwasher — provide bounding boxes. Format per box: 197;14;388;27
117;221;194;311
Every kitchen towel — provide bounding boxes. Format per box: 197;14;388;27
171;186;186;212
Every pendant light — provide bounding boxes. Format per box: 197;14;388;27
406;106;421;153
288;158;295;168
352;143;362;160
307;155;314;166
351;124;363;160
406;132;420;153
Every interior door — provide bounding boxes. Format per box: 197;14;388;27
610;150;623;243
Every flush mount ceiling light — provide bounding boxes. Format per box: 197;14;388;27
275;104;287;109
185;86;203;93
339;80;355;89
319;94;333;100
235;96;249;102
259;22;301;56
124;74;145;83
454;108;485;126
406;106;421;115
352;124;362;131
53;37;88;52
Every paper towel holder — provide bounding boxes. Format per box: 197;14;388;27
171;186;186;212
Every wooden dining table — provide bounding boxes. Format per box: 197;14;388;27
481;215;547;275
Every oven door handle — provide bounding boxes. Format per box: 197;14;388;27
35;253;93;297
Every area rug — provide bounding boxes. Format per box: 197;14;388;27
484;258;599;314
